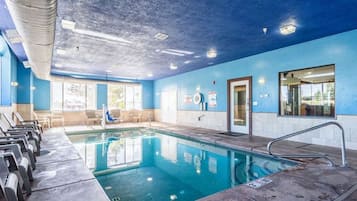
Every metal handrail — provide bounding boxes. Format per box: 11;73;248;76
267;121;348;167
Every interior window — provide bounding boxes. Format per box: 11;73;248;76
279;65;335;117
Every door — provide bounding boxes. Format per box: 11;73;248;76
228;77;251;134
160;91;177;124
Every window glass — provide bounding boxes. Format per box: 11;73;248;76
108;84;125;109
51;82;63;111
86;84;96;110
51;81;96;111
279;65;335;117
108;84;142;110
63;83;86;110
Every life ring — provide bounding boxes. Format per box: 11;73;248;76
193;92;202;105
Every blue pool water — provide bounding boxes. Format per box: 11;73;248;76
67;128;295;201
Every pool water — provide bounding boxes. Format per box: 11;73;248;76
67;128;295;201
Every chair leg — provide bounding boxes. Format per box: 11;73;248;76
19;166;32;195
16;183;25;201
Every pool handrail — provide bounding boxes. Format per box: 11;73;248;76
267;121;348;167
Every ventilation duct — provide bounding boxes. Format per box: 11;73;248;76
5;0;57;80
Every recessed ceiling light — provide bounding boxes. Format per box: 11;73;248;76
54;63;63;68
61;19;76;30
184;60;191;64
56;49;66;55
4;29;22;44
194;55;201;58
206;48;217;58
147;73;153;77
279;24;296;35
154;32;169;40
170;63;178;70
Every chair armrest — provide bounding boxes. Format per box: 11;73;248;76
0;138;28;153
0;144;22;160
1;152;19;172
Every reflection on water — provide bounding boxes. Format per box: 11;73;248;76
68;129;295;201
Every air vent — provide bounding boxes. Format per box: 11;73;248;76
4;29;22;44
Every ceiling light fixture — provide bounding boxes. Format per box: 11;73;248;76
22;61;31;68
206;48;217;58
154;32;169;40
160;50;185;56
166;49;194;55
184;60;191;64
56;49;66;55
74;29;133;44
170;63;178;70
147;73;153;77
279;24;296;35
304;72;334;79
61;19;76;30
61;19;132;44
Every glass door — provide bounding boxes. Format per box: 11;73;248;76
230;79;250;134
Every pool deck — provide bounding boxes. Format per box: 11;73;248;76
29;122;357;201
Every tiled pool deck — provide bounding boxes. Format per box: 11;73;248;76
29;122;357;201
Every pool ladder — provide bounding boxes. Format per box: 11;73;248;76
267;121;348;167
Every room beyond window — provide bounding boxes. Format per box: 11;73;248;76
108;84;142;110
279;65;335;117
51;81;96;111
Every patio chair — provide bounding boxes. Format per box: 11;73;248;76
0;133;36;170
0;144;33;195
50;111;64;127
0;155;25;201
85;110;101;125
1;113;42;142
0;121;40;156
106;110;118;123
13;112;43;133
32;111;50;129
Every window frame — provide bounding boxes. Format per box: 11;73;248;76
107;83;142;111
278;64;336;119
50;81;97;111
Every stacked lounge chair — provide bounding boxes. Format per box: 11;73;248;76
0;112;42;201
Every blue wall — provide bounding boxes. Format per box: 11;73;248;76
16;62;32;104
33;76;51;110
154;29;357;115
0;35;17;106
97;84;107;109
141;80;154;109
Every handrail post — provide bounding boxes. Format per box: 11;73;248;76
267;122;348;167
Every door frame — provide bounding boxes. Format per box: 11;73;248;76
227;76;252;136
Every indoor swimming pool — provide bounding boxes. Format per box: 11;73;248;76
67;128;296;201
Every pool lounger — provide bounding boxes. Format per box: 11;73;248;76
0;120;41;156
0;155;25;201
13;112;43;136
2;113;42;142
0;136;36;170
0;144;33;195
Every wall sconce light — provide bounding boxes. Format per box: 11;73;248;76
10;81;18;87
258;78;265;84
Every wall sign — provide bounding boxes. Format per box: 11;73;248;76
208;91;217;107
183;95;193;104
